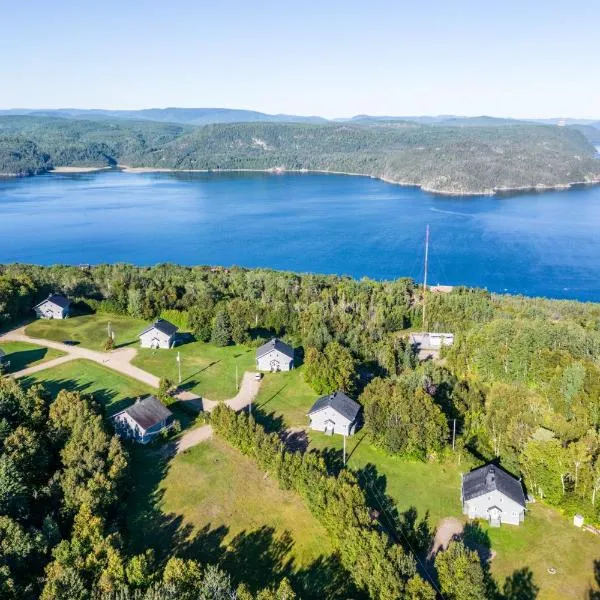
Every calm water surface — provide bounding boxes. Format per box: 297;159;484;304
1;170;600;301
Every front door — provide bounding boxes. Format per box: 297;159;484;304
270;358;280;372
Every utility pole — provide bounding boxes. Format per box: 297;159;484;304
343;433;347;466
177;352;182;385
107;321;112;339
235;362;239;391
422;224;429;331
452;418;456;451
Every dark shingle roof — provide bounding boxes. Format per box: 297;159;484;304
139;318;178;338
307;390;361;422
124;396;173;431
256;338;294;360
35;294;70;309
462;464;526;507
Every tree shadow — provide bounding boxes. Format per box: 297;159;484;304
463;521;493;564
588;559;600;600
255;384;288;412
5;348;52;372
19;376;137;417
279;428;309;453
296;553;365;600
252;407;284;434
503;567;539;600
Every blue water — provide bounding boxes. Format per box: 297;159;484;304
1;170;600;301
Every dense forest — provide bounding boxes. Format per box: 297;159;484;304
1;115;599;194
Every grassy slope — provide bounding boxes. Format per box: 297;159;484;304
132;341;255;401
0;341;64;373
21;358;152;416
127;437;335;596
25;313;147;350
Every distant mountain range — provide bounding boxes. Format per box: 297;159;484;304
0;107;327;126
1;107;598;131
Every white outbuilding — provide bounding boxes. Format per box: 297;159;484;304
307;390;361;437
33;294;71;319
256;338;294;372
462;464;526;527
139;319;178;349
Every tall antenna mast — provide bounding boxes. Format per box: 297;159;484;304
422;224;429;330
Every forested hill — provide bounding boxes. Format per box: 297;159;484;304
1;115;599;195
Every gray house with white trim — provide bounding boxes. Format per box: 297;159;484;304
34;294;71;319
139;319;178;349
462;464;526;526
112;396;174;444
307;390;361;436
256;338;294;372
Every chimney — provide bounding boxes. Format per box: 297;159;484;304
485;467;496;489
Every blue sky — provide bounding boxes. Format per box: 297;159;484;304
2;0;598;118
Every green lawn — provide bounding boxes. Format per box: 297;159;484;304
0;341;64;373
127;437;336;597
21;358;152;416
254;366;316;429
25;313;147;350
132;341;256;401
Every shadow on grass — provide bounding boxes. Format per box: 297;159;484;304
182;361;221;385
255;384;288;412
19;376;137;416
125;443;359;599
6;348;52;372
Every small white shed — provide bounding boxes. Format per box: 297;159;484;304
139;319;178;349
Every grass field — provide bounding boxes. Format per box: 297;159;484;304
132;341;256;401
486;503;600;600
127;437;337;597
0;341;64;373
25;313;147;350
21;358;152;415
254;366;316;429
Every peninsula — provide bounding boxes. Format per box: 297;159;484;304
1;113;599;195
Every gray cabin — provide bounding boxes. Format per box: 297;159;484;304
34;294;71;320
462;464;526;526
256;338;294;372
139;319;178;349
112;395;174;444
307;390;361;436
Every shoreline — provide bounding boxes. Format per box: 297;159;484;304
50;166;112;174
116;165;600;197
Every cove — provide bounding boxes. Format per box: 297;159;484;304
1;170;600;301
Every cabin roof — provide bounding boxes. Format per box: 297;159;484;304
121;396;173;431
35;294;71;309
462;464;526;507
139;318;178;338
256;338;294;360
307;390;361;422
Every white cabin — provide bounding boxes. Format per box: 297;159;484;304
256;338;294;372
34;294;71;320
307;391;361;437
139;319;178;349
462;465;526;527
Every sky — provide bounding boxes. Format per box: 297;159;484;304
1;0;599;119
